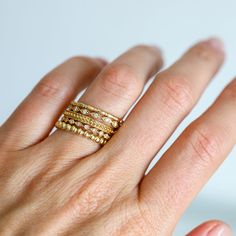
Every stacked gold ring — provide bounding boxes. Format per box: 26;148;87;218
55;101;123;145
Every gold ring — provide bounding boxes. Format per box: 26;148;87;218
55;101;123;145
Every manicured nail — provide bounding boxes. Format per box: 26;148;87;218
205;37;224;52
207;223;232;236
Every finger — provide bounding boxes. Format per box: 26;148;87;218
51;45;163;157
0;57;106;150
103;38;225;184
140;78;236;225
187;220;232;236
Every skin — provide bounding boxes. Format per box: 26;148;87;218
0;38;234;235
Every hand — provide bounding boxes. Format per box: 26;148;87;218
0;38;234;235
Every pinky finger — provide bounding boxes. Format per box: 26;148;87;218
187;220;232;236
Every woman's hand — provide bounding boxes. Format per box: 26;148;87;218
0;38;234;235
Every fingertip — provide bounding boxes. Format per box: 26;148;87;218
204;37;225;53
207;221;232;236
94;57;108;67
187;220;232;236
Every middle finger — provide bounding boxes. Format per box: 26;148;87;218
103;38;225;184
51;45;163;157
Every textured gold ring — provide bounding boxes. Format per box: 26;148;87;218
55;101;124;145
63;111;114;134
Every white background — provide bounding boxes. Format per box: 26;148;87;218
0;0;235;234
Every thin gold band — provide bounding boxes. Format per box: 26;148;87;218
69;102;123;129
71;101;121;121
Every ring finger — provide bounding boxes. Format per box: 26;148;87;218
51;45;163;157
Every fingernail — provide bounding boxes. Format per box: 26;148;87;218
207;224;232;236
205;37;224;52
94;57;108;66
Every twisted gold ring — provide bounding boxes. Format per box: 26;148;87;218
55;101;124;145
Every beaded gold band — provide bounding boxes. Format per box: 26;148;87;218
55;101;124;145
71;101;121;121
55;121;108;145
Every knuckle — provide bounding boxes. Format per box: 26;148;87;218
34;78;66;100
158;74;194;114
99;64;142;100
188;123;223;165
